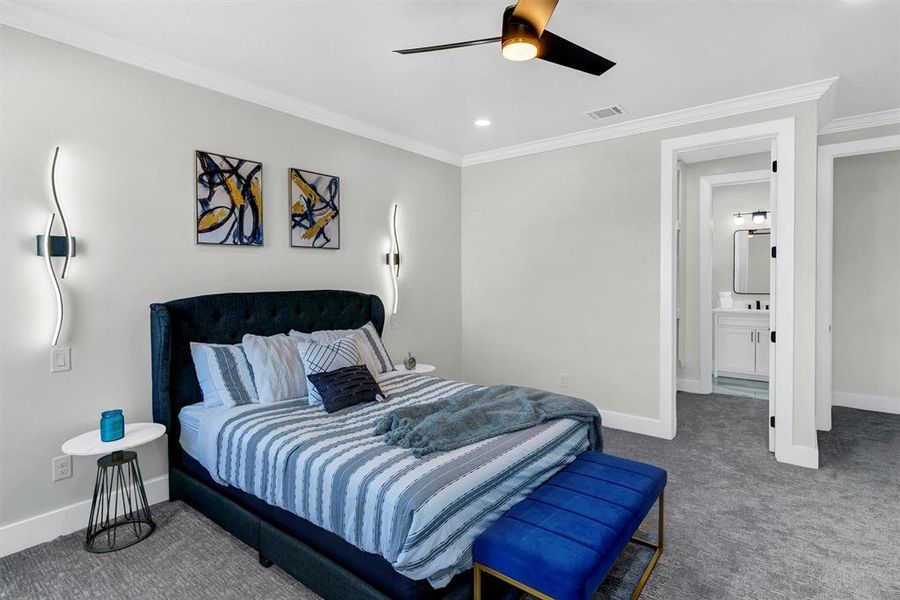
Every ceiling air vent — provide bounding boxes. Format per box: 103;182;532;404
585;105;625;121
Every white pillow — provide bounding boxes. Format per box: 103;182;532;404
241;333;308;404
301;322;395;376
298;337;363;406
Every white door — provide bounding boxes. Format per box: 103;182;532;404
755;329;770;376
768;141;777;452
717;326;756;374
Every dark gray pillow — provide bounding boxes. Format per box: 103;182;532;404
306;365;384;413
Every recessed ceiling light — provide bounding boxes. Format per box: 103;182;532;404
474;119;491;128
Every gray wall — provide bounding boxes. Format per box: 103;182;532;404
462;102;820;447
832;150;900;401
0;28;462;527
677;155;770;383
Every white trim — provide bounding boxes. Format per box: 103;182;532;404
599;409;671;439
698;170;771;396
0;474;169;558
676;378;705;394
2;1;845;169
778;444;819;469
0;2;462;166
661;118;807;467
462;78;837;166
820;108;900;135
833;391;900;415
815;135;900;431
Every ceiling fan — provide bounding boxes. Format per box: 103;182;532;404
393;0;615;77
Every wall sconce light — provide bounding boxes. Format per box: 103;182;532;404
385;203;400;315
35;147;76;346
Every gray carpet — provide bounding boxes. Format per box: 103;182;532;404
2;393;898;599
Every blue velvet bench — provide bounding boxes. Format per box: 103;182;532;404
472;452;667;600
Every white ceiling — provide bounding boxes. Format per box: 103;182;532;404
5;1;900;160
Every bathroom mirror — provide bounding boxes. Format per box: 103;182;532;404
733;229;770;294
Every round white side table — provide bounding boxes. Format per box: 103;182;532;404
62;422;165;553
394;363;436;374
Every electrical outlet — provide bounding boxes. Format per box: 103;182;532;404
50;347;71;373
390;314;399;330
559;373;569;389
52;455;72;482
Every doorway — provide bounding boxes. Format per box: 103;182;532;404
816;134;900;430
659;118;809;467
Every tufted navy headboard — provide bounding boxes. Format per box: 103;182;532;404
150;290;385;463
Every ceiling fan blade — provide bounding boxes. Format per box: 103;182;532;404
536;30;616;76
394;37;501;55
511;0;559;37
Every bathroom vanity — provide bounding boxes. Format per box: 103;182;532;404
713;308;770;381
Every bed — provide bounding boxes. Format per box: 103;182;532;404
151;290;590;600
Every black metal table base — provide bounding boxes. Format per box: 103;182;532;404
85;450;155;552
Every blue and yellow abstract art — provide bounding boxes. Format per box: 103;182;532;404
290;168;340;249
196;150;263;245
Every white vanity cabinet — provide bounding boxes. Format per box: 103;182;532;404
713;309;770;381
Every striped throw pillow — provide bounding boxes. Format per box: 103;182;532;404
190;342;258;408
298;337;363;406
305;322;395;376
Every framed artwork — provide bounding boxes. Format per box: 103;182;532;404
290;168;340;249
195;150;263;245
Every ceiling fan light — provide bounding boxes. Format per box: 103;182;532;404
502;38;538;61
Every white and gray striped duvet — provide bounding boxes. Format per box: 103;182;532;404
196;371;590;587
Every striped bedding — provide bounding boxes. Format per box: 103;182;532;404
196;371;591;587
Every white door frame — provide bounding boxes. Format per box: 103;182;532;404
815;135;900;431
699;169;772;395
661;118;806;466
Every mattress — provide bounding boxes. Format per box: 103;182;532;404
194;371;591;588
178;402;231;460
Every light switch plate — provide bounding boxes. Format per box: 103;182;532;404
390;314;399;330
51;347;71;373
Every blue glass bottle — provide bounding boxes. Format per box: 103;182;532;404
100;409;124;442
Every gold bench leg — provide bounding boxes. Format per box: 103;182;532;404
473;563;481;600
473;563;554;600
629;489;665;600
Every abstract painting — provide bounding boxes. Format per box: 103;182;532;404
195;150;263;245
290;168;340;249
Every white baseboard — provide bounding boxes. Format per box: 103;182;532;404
0;474;169;558
776;444;819;469
833;391;900;415
600;409;673;440
676;378;707;394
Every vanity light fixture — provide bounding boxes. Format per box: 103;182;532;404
733;210;769;226
35;147;76;346
385;203;400;315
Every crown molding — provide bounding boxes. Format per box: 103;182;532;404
461;77;838;166
3;2;851;170
0;2;464;167
819;108;900;135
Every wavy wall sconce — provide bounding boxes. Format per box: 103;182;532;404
385;203;400;315
35;147;76;346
